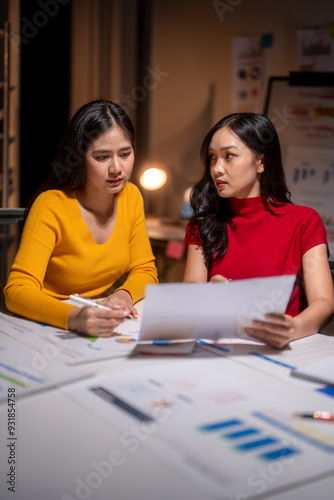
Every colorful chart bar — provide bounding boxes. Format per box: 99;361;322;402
199;419;242;432
224;428;259;439
259;447;299;461
235;437;278;451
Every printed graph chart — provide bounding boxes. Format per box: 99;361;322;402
155;407;334;499
198;416;300;462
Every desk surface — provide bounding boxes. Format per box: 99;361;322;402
1;305;334;500
146;217;186;242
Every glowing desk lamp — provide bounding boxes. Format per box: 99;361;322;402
139;167;167;190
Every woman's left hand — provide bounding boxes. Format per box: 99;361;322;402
100;291;138;319
210;274;230;283
245;313;302;349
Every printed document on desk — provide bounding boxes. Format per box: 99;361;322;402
0;334;89;400
199;332;334;388
0;312;138;365
139;275;296;342
63;357;334;500
291;355;334;386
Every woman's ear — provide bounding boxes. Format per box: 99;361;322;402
257;155;264;173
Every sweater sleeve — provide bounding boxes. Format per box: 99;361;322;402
117;185;158;302
4;192;75;329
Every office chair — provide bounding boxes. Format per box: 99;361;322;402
0;208;25;310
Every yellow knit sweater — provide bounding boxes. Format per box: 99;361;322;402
4;183;158;329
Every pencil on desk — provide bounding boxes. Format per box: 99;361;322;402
294;411;334;421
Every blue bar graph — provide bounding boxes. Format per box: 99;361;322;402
235;437;278;451
199;419;242;432
197;416;301;462
224;428;259;439
260;447;299;461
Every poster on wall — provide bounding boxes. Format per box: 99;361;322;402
232;36;267;113
298;28;334;72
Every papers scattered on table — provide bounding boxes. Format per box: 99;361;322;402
0;312;139;365
200;333;334;386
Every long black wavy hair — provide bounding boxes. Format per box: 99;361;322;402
189;112;291;269
25;99;135;216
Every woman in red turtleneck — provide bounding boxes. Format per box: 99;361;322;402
183;113;334;348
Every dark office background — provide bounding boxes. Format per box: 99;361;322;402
19;0;71;207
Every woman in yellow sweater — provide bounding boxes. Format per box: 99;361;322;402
4;99;158;336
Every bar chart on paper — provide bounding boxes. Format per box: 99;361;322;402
155;400;334;499
63;358;334;500
198;415;300;462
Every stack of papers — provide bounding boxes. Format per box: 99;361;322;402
291;355;334;386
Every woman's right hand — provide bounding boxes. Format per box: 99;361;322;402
68;304;130;337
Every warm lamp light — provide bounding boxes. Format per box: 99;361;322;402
139;167;167;190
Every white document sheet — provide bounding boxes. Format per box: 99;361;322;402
291;354;334;386
199;332;334;388
63;357;334;500
0;312;138;365
139;275;296;341
0;334;89;400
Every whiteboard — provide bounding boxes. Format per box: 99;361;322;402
264;73;334;256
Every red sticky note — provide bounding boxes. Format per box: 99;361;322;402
165;240;185;260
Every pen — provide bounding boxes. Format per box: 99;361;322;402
294;411;334;422
69;294;132;319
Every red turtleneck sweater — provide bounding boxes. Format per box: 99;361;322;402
185;196;328;316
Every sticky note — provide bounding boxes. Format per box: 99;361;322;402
165;240;185;260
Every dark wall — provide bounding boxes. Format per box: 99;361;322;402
0;0;9;205
20;0;71;207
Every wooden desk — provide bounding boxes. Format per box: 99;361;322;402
146;217;187;282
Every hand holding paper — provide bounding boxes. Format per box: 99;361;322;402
139;275;296;344
245;312;299;349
